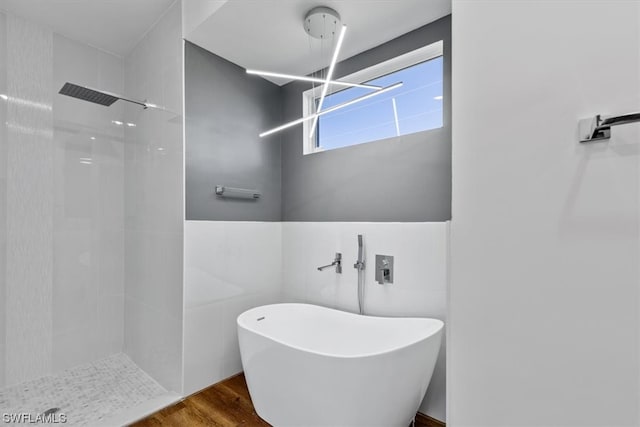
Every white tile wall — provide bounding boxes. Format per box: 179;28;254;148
123;0;184;394
281;222;448;421
183;221;282;395
4;13;54;386
282;222;448;317
0;12;6;389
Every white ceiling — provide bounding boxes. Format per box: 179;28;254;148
0;0;451;72
0;0;176;56
186;0;451;85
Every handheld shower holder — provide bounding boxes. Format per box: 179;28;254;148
579;112;640;142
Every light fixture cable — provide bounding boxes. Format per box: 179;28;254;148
308;24;347;139
249;7;402;139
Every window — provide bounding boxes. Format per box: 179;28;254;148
303;40;444;154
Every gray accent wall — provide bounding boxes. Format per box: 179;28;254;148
281;16;451;222
185;16;451;223
185;42;282;221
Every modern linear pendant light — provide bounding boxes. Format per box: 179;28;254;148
247;6;403;138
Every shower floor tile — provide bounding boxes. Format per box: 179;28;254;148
0;353;169;426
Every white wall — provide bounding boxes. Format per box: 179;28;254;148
124;1;184;393
282;222;448;422
450;1;640;426
182;221;282;395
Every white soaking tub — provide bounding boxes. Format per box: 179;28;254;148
237;303;443;427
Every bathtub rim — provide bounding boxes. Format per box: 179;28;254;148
237;303;444;360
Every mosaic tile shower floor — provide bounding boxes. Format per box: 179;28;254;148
0;353;168;426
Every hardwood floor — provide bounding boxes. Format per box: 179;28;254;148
415;412;446;427
130;373;444;427
130;374;267;427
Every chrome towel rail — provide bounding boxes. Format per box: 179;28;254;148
579;112;640;142
215;185;260;200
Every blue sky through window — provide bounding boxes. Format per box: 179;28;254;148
316;56;443;151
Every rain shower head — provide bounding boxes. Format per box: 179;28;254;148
59;83;119;106
58;82;147;108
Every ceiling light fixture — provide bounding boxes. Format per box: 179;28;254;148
246;70;380;90
392;98;400;136
259;82;403;138
249;6;403;139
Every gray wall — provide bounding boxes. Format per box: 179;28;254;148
281;16;451;222
185;42;282;221
185;16;451;223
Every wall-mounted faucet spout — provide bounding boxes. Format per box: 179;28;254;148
317;253;342;274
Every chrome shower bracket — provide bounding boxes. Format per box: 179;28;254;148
578;112;640;143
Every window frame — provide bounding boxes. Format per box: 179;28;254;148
302;40;444;155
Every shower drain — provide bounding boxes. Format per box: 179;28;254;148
42;407;60;416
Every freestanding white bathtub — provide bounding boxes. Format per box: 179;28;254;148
237;303;443;427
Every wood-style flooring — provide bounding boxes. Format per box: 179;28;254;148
130;373;444;427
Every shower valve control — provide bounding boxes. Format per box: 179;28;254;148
375;255;394;285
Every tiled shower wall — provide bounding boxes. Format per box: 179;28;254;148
0;11;7;389
123;1;184;394
4;13;54;386
0;11;126;387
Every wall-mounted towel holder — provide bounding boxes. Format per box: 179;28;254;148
215;185;260;200
579;112;640;143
